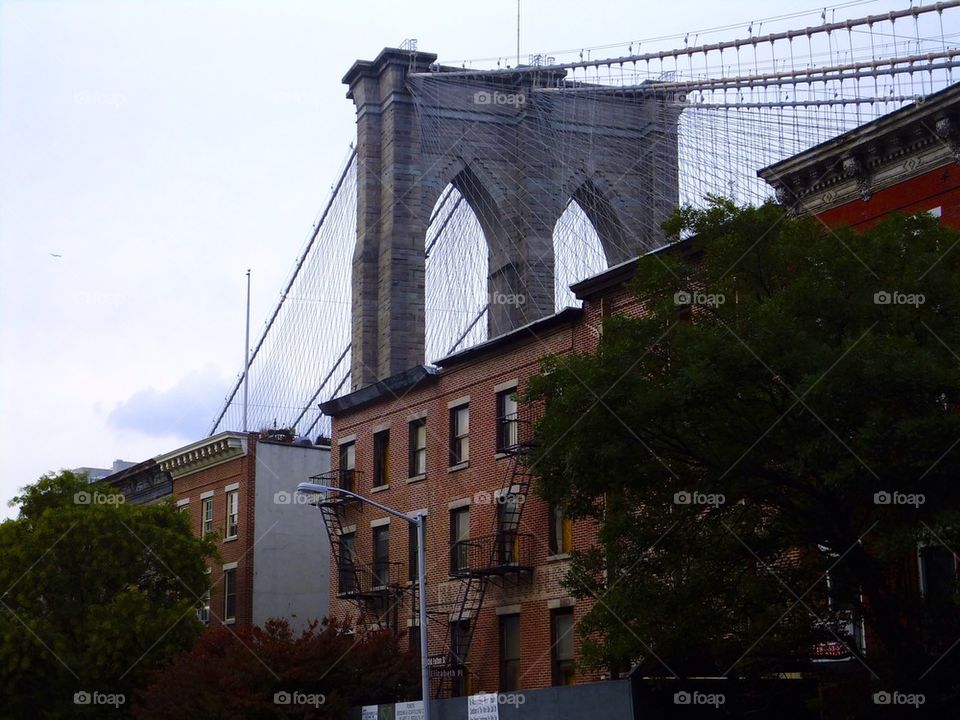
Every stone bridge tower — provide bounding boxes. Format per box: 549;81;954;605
344;48;680;389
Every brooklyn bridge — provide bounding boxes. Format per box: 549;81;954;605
210;1;960;438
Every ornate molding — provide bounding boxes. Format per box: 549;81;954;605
935;117;960;163
158;433;247;479
758;85;960;215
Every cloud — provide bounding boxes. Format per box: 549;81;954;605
107;367;230;439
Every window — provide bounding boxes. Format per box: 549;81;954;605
373;525;390;587
548;505;573;555
449;404;469;465
197;589;210;624
373;430;390;487
450;507;470;575
408;519;425;583
496;389;519;451
551;608;575;686
225;490;239;539
450;620;471;696
338;532;357;595
919;544;957;600
223;568;237;622
201;497;213;535
500;614;521;691
409;623;421;656
339;441;356;492
496;494;521;565
408;418;427;477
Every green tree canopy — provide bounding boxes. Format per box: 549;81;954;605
0;471;216;718
527;201;960;709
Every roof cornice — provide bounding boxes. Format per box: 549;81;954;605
758;83;960;214
157;432;248;479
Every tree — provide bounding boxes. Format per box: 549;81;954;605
0;471;216;718
133;618;418;719
527;201;960;710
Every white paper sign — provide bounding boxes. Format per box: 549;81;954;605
467;693;499;720
395;700;424;720
361;706;378;720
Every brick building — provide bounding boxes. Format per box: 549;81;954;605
108;432;331;631
761;86;960;661
317;254;673;697
759;83;960;230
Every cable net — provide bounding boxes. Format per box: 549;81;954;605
211;2;960;439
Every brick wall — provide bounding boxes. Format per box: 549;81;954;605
327;285;646;695
816;163;960;230
172;434;258;629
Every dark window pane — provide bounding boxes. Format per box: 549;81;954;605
373;430;390;487
500;614;521;691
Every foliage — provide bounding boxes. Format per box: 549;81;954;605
527;201;960;708
0;471;216;718
133;618;419;719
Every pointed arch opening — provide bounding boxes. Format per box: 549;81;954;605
553;197;608;310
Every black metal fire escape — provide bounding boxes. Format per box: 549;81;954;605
431;410;538;698
312;469;405;630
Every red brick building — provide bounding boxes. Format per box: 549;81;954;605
761;85;960;661
318;255;669;697
759;83;960;230
108;432;330;631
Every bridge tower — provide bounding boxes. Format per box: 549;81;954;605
344;47;680;389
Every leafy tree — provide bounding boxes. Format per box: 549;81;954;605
527;201;960;711
0;471;215;718
133;618;418;719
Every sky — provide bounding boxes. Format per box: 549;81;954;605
0;0;903;517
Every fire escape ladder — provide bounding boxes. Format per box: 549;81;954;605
433;411;539;697
311;470;399;630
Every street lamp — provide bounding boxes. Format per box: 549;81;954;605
297;482;431;720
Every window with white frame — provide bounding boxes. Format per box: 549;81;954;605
225;490;239;539
409;418;427;477
449;404;469;465
202;497;213;535
223;567;237;622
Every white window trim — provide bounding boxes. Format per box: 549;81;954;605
447;396;470;409
200;490;214;500
222;561;238;570
176;498;190;507
407;410;427;422
496;604;522;616
494;379;519;394
370;517;391;528
548;597;576;610
224;482;240;493
448;496;472;510
338;434;357;445
225;490;239;539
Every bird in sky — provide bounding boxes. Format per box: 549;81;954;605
49;253;62;258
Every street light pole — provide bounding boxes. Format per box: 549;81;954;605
297;482;431;720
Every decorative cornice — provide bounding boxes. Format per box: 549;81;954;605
157;433;248;479
759;83;960;215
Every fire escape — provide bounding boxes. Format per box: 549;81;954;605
431;408;539;698
312;468;405;630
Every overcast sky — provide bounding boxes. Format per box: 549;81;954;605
0;0;903;517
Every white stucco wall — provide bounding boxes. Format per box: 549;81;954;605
253;441;330;630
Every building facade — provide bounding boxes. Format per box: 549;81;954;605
761;85;960;661
108;432;331;631
318;257;661;697
759;83;960;230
